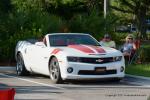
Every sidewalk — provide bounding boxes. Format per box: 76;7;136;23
125;74;150;86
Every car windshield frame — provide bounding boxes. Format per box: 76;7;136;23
48;34;100;47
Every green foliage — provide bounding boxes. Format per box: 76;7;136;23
0;31;38;60
23;11;64;34
42;0;87;20
0;0;128;62
69;12;105;39
111;0;150;39
138;45;150;63
0;9;64;60
12;0;44;13
113;32;128;45
126;64;150;77
69;11;117;40
0;0;12;14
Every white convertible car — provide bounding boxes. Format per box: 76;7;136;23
15;33;125;83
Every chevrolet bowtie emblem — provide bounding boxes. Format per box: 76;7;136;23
96;59;103;62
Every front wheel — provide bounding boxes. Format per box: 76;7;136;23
49;57;62;84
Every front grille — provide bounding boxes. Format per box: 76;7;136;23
79;57;114;64
78;69;117;75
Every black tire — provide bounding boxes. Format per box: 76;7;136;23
16;53;29;76
49;57;62;84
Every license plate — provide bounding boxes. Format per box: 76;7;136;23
95;67;106;72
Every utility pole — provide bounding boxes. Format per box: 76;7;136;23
104;0;107;19
104;0;109;34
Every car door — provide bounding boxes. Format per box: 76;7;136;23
29;42;50;75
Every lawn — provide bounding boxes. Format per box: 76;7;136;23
126;64;150;77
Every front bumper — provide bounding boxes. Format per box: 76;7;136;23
60;61;125;80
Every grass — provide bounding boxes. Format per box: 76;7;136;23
126;64;150;77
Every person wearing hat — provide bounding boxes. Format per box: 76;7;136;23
121;34;137;57
99;34;116;48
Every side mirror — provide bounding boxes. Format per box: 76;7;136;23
35;42;46;47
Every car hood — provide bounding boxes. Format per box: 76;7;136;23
55;45;122;57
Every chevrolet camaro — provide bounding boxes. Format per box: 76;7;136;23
15;33;125;83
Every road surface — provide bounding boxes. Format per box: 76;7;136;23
0;66;150;100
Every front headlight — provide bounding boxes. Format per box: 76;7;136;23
113;56;122;61
67;56;81;62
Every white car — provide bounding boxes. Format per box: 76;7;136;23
15;33;125;83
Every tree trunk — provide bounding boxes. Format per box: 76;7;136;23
136;4;147;39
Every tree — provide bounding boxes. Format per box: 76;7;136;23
0;0;12;41
0;0;12;14
111;0;150;39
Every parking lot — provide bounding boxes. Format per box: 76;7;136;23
0;66;150;100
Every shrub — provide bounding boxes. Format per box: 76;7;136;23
69;11;106;40
0;10;64;61
113;32;128;45
0;29;41;61
68;11;118;41
138;45;150;63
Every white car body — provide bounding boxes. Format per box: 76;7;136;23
15;33;125;82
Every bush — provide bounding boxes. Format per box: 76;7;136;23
0;3;120;62
0;10;64;61
138;45;150;63
69;11;106;40
0;29;41;61
68;11;118;41
113;32;128;45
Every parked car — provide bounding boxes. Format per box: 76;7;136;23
15;33;125;83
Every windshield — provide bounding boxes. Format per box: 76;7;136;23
49;34;100;46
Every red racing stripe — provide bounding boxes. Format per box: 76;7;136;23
51;49;61;54
68;45;95;53
89;45;106;53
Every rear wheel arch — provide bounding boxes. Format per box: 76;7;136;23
16;52;29;76
16;51;21;59
48;56;56;69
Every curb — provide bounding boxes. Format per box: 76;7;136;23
126;74;150;81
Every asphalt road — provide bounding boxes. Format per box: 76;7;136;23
0;67;150;100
